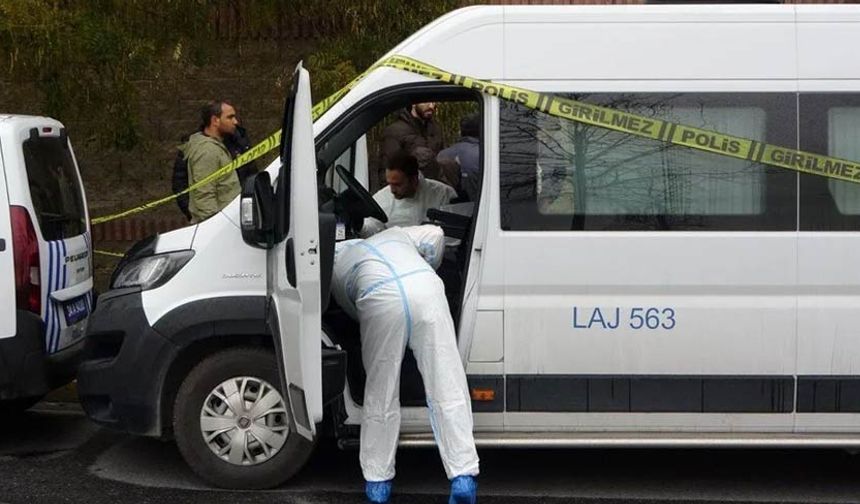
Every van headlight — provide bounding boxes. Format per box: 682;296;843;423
112;250;194;290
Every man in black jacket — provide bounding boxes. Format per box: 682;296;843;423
380;103;443;183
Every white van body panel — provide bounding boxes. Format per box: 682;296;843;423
142;211;266;326
0;141;13;339
501;233;797;375
797;6;860;79
0;115;92;353
504;7;796;81
797;233;860;379
387;6;504;79
796;4;860;22
150;223;195;254
790;5;860;433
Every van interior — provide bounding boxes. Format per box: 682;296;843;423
315;86;482;406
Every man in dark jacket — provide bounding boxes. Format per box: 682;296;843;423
381;102;444;179
437;113;480;202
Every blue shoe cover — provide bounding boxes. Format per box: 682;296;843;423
365;480;393;503
449;475;477;504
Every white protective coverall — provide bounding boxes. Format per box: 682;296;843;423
332;225;480;482
361;177;457;237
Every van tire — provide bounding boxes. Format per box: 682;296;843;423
172;347;315;489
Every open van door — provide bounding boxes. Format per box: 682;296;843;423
268;63;321;442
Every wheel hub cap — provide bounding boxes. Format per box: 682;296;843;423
199;376;289;466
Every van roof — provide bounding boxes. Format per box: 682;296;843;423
418;3;860;28
0;115;63;135
353;3;859;93
310;2;860;134
0;114;51;123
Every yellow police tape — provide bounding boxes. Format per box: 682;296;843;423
386;55;860;184
94;249;125;258
91;54;860;228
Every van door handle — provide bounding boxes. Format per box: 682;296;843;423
0;239;5;252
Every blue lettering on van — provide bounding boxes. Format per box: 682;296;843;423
573;307;676;330
65;250;89;263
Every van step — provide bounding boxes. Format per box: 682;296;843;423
397;431;860;449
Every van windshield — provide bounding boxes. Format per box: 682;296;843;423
22;136;86;240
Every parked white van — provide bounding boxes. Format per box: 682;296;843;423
78;4;860;489
0;115;93;412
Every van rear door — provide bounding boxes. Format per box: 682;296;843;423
19;126;92;353
0;140;14;339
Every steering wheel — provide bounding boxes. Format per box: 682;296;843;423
335;164;388;223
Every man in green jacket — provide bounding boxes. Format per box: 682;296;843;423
180;101;241;222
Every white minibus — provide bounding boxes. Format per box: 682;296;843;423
78;4;860;489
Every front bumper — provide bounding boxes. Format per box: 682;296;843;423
0;310;85;400
0;311;48;400
77;288;178;437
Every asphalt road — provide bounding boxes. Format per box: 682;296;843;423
3;403;860;503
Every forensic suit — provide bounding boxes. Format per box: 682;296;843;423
331;226;480;483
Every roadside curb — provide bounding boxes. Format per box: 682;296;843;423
31;401;85;416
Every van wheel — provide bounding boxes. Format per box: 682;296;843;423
173;347;315;489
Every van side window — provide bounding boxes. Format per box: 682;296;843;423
827;108;860;214
499;93;797;231
799;94;860;230
22;137;87;240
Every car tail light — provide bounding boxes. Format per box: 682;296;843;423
10;206;41;314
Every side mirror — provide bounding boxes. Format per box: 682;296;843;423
240;172;275;249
